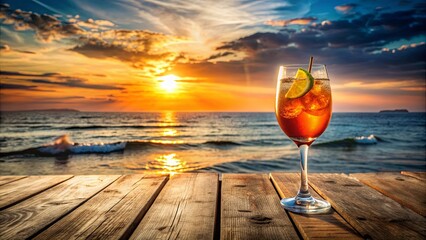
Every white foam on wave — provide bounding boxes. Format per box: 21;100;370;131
70;142;126;153
38;134;126;154
354;134;377;144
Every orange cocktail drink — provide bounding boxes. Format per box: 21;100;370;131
276;78;332;146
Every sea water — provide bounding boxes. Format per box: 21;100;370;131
0;112;425;175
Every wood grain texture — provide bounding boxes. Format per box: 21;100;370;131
270;173;362;240
221;174;298;240
0;175;73;210
351;172;426;217
309;173;426;240
0;176;27;186
401;171;426;181
0;175;119;240
130;173;218;240
35;174;168;240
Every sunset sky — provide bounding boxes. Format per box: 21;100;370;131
0;0;425;112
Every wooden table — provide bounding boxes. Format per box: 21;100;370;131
0;172;425;239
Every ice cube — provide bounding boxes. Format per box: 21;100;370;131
302;92;331;116
279;98;303;118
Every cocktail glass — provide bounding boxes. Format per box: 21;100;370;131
275;64;332;214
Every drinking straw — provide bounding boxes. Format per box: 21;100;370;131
308;56;313;73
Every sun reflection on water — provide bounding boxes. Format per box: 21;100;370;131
158;112;179;127
162;128;177;136
150;139;184;144
150;153;186;176
162;111;175;123
144;112;189;175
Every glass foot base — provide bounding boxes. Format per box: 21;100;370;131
281;196;331;214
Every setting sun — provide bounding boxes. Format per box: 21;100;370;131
159;74;179;92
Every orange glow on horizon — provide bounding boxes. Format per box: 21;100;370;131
0;50;424;112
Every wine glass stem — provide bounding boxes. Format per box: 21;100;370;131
298;144;311;198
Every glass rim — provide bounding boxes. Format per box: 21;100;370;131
279;64;326;68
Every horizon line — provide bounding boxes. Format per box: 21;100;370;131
1;110;423;113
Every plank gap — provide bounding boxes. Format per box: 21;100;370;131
221;174;299;239
213;178;222;240
308;173;426;239
82;175;149;239
120;175;169;239
271;173;362;240
0;176;28;186
95;174;169;240
307;174;365;238
130;173;218;239
0;175;74;211
351;172;426;217
268;173;303;240
33;174;168;240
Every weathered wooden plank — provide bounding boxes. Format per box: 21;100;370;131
35;174;168;240
270;173;362;240
221;174;299;240
130;173;218;240
0;175;73;210
401;171;426;181
0;175;27;186
309;173;426;240
0;175;119;240
351;172;426;217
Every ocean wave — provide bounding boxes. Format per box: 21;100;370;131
198;158;298;173
0;133;385;158
0;135;126;157
40;142;126;154
0;135;245;157
4;125;50;129
203;140;243;146
64;124;188;130
30;126;51;129
203;134;239;137
80;116;99;119
314;135;383;148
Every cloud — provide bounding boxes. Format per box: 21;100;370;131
0;6;84;42
197;7;426;85
218;8;425;54
0;93;118;111
0;83;55;92
30;78;124;90
70;30;188;75
93;20;114;27
0;44;36;54
97;0;312;36
206;51;235;61
217;32;291;55
1;5;170;74
0;2;311;76
381;42;426;53
0;71;60;77
15;49;36;54
335;4;357;13
0;26;24;43
71;0;313;64
75;18;115;29
264;17;317;27
0;5;115;42
0;70;124;90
